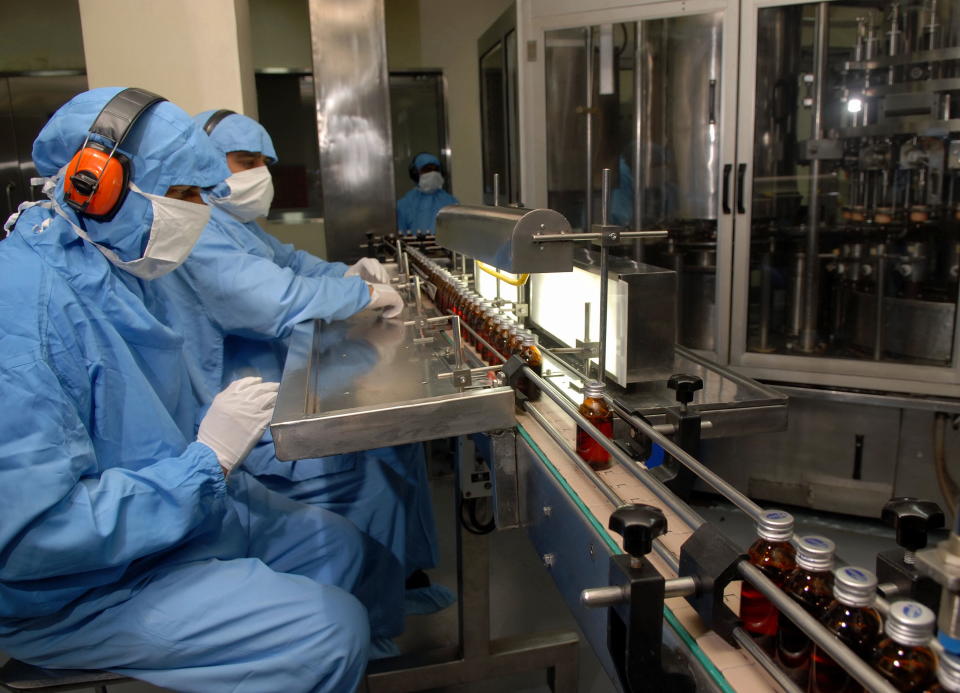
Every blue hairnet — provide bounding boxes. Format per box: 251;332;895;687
32;87;230;262
193;110;278;164
412;153;440;173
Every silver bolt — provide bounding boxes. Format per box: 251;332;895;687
543;505;552;517
543;553;556;568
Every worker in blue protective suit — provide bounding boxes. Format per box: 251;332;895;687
176;111;451;618
396;152;459;235
0;87;371;693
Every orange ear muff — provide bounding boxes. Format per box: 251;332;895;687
63;141;131;221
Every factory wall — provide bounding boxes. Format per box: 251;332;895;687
0;0;85;72
78;0;257;118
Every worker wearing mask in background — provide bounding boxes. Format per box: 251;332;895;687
174;111;451;628
396;152;459;235
0;88;370;692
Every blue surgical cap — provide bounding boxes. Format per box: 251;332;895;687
413;153;440;172
193;110;278;164
32;87;230;262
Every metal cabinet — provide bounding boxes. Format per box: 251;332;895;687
732;0;960;396
0;73;86;226
510;0;960;397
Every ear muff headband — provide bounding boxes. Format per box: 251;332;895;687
64;87;167;221
203;109;236;135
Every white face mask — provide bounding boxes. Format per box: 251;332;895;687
210;166;274;222
56;181;210;280
418;170;444;194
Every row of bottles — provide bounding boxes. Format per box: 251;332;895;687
405;248;619;471
740;510;949;692
404;248;543;404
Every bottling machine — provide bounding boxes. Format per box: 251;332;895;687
266;0;960;689
472;0;960;521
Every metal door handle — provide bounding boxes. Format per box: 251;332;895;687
708;79;717;124
722;164;732;214
4;181;14;214
736;163;747;214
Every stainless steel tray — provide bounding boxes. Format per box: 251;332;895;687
271;309;515;460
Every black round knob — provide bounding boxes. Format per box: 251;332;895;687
609;504;668;557
667;373;704;406
882;497;945;552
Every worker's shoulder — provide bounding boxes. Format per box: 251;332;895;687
0;226;97;364
0;235;53;363
397;187;420;205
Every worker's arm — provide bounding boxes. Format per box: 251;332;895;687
182;219;371;340
0;357;226;583
246;221;349;279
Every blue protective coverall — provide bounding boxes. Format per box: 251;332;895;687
170;113;444;617
396;153;459;235
0;88;369;693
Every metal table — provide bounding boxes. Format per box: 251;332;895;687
271;307;515;460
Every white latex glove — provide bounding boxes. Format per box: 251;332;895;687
345;257;390;284
367;282;404;319
197;376;279;474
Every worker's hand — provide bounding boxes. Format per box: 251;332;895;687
367;282;404;319
346;257;391;284
197;376;279;475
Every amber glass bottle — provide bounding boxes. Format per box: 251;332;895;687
576;380;613;470
740;510;796;654
474;301;492;355
874;601;938;692
481;309;500;364
465;296;481;346
515;332;543;411
496;318;514;358
777;535;836;688
926;649;960;692
507;325;523;356
811;566;883;693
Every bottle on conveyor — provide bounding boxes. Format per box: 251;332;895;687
740;510;796;654
576;380;613;471
777;535;836;687
515;332;543;412
811;566;883;693
874;600;937;692
925;649;960;692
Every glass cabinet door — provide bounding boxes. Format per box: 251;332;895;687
480;4;521;206
732;0;960;394
534;1;739;361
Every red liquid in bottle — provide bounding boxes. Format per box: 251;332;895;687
576;382;613;470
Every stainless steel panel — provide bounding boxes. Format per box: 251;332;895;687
490;428;520;529
435;204;574;273
519;436;727;692
271;314;515;460
678;268;716;352
701;396;901;517
309;0;395;263
849;292;956;364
